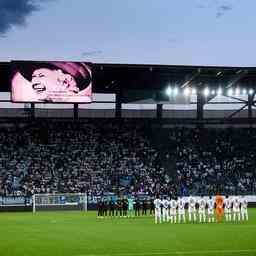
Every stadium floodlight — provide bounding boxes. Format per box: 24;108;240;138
203;88;209;97
166;86;172;96
173;87;179;96
249;89;254;95
183;87;190;96
191;88;197;95
227;88;233;96
211;90;216;95
217;88;222;95
242;89;247;95
235;88;240;95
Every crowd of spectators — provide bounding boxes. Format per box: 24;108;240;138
0;120;255;197
166;127;256;196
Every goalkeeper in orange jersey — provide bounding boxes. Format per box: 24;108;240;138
215;194;224;222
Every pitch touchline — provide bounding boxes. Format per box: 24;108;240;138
78;249;256;256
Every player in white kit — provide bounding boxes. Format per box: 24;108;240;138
207;196;215;223
169;197;177;224
232;196;241;222
224;196;232;222
154;195;162;224
198;196;206;223
240;196;248;221
188;196;197;222
162;197;169;222
177;197;186;223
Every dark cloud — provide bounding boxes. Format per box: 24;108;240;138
0;0;54;36
219;4;233;11
216;4;233;18
195;0;234;18
81;50;103;57
216;12;223;18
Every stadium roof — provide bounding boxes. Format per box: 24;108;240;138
93;63;256;92
1;61;256;94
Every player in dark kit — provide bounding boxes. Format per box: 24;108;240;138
116;198;123;217
102;198;108;217
150;198;155;215
108;198;115;217
135;197;141;216
115;198;120;217
122;197;128;217
97;199;103;218
142;199;148;216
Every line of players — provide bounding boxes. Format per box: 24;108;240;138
154;195;249;224
97;197;154;218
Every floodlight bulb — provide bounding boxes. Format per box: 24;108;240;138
217;88;222;95
235;88;240;95
166;87;172;96
173;87;178;95
184;88;190;96
249;89;254;95
204;88;209;97
191;88;197;95
227;88;233;96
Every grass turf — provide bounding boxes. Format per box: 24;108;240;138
0;210;256;256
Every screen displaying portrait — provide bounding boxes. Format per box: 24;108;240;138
11;61;92;103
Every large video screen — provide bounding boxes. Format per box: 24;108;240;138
11;61;92;103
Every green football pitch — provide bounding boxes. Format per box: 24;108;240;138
0;210;256;256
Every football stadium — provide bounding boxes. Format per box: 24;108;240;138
0;61;256;256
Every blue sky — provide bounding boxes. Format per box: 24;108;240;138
0;0;255;66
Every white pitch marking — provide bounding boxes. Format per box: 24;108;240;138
77;248;256;256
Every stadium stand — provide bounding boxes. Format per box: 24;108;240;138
0;120;256;197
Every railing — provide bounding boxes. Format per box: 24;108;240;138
0;196;32;206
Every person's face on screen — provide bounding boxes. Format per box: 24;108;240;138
31;68;78;101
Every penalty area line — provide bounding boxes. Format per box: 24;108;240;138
77;248;256;256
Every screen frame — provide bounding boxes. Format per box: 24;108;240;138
10;60;93;104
